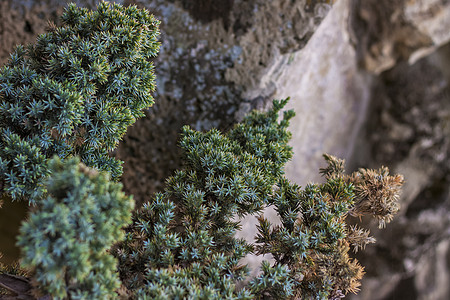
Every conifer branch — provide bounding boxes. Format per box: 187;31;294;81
0;1;160;203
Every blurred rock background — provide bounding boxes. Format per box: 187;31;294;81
1;0;449;299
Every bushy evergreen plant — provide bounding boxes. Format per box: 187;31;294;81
0;1;160;202
114;99;294;299
17;156;134;299
113;100;403;299
0;2;404;300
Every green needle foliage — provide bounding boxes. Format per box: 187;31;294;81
113;99;404;299
250;153;403;299
114;99;295;299
17;156;134;299
0;1;160;202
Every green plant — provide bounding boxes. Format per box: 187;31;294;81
0;2;404;300
114;99;294;299
113;100;403;299
251;154;403;299
17;156;134;299
0;1;160;202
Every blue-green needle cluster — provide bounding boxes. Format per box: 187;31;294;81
114;100;403;299
0;1;160;202
17;156;134;299
114;99;295;299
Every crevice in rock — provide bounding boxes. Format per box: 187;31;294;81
405;177;448;218
383;276;418;300
179;0;234;30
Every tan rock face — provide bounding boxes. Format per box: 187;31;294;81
250;0;372;185
349;0;450;72
351;53;450;300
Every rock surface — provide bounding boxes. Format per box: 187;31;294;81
114;0;335;204
0;0;449;299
